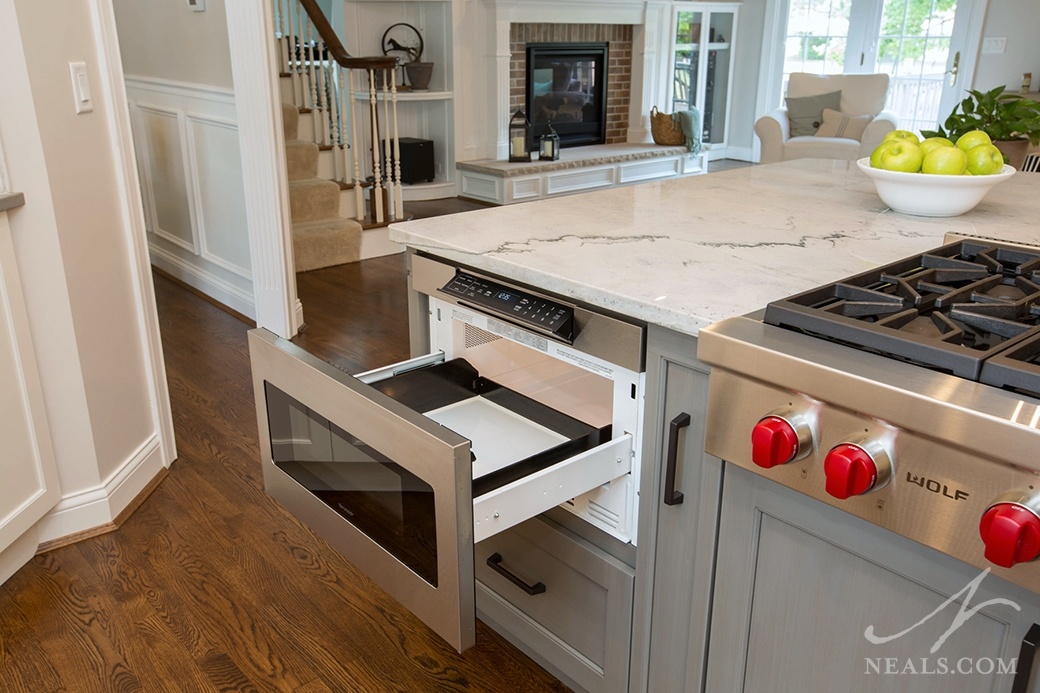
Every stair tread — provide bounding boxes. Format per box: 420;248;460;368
289;177;340;191
293;216;362;232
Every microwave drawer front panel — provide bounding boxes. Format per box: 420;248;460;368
248;328;476;652
410;253;645;372
473;434;633;543
475;516;635;692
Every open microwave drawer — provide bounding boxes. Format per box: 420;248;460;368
248;328;634;652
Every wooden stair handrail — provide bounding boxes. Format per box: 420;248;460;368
296;0;396;71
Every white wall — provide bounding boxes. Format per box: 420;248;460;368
112;0;234;89
974;0;1040;92
113;0;254;318
0;0;172;545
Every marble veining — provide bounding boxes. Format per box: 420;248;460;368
390;159;1040;336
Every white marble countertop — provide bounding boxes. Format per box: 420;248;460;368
389;159;1040;336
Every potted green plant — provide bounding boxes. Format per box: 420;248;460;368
922;86;1040;168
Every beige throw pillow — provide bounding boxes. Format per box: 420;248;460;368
814;108;872;141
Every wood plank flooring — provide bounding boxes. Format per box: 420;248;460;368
0;253;570;692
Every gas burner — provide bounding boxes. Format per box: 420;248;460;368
764;240;1040;381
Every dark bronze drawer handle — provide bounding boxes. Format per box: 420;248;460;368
664;412;691;506
1012;623;1040;693
486;553;546;595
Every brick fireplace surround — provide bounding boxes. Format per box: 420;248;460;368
509;24;634;145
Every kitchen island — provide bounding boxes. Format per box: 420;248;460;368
391;158;1040;337
388;160;1040;693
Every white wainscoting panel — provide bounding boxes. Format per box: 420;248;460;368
126;76;254;319
186;114;251;279
136;105;197;253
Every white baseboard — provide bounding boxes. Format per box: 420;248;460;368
35;434;167;544
0;526;38;585
150;242;255;319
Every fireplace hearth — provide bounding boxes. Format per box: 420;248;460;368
525;42;608;149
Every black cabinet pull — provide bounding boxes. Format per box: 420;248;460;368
486;553;546;595
1012;623;1040;693
664;412;691;506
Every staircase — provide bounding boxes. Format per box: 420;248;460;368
274;0;407;272
282;102;362;272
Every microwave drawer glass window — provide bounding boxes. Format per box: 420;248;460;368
264;383;438;585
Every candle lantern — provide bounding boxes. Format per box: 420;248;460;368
509;109;531;162
539;121;560;161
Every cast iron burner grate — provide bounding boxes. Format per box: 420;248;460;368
980;332;1040;397
764;240;1040;381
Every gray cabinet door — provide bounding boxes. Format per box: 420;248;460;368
630;326;723;693
475;515;635;693
708;465;1040;693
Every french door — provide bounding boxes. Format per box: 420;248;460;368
766;0;985;134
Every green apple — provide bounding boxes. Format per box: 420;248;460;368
964;143;1006;175
922;146;968;175
870;140;900;168
883;130;921;144
955;130;992;152
919;137;955;155
873;140;925;172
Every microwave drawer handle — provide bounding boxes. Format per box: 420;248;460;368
1012;623;1040;693
486;553;546;596
664;412;690;506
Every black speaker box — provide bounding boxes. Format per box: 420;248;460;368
382;138;435;184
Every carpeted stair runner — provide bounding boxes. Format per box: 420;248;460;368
282;102;361;272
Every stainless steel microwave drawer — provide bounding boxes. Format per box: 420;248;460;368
249;328;634;653
475;516;634;693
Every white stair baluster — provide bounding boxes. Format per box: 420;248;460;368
369;68;384;225
292;1;304;106
348;68;363;221
305;17;320;141
389;69;404;219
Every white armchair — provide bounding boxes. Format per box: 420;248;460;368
755;73;899;164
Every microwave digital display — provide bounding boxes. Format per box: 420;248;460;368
441;271;575;342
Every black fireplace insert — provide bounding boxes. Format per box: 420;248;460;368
525;42;608;149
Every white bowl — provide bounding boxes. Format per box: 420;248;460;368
856;158;1016;217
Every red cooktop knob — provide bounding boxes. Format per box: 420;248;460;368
751;416;801;469
979;504;1040;568
824;443;879;499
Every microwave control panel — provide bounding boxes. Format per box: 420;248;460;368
440;271;575;342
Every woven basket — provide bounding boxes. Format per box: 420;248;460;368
650;106;684;146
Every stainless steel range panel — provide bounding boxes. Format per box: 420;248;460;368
249;253;645;652
699;239;1040;595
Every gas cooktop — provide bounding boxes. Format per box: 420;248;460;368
764;239;1040;392
700;237;1040;596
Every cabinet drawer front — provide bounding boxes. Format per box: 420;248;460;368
475;517;634;691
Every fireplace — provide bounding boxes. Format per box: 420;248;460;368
525;43;608;149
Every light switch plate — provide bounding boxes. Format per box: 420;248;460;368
981;36;1007;54
68;62;93;114
188;0;205;11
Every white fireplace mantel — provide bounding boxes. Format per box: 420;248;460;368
482;0;674;160
485;0;653;24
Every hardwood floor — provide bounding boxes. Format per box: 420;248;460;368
0;255;570;692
